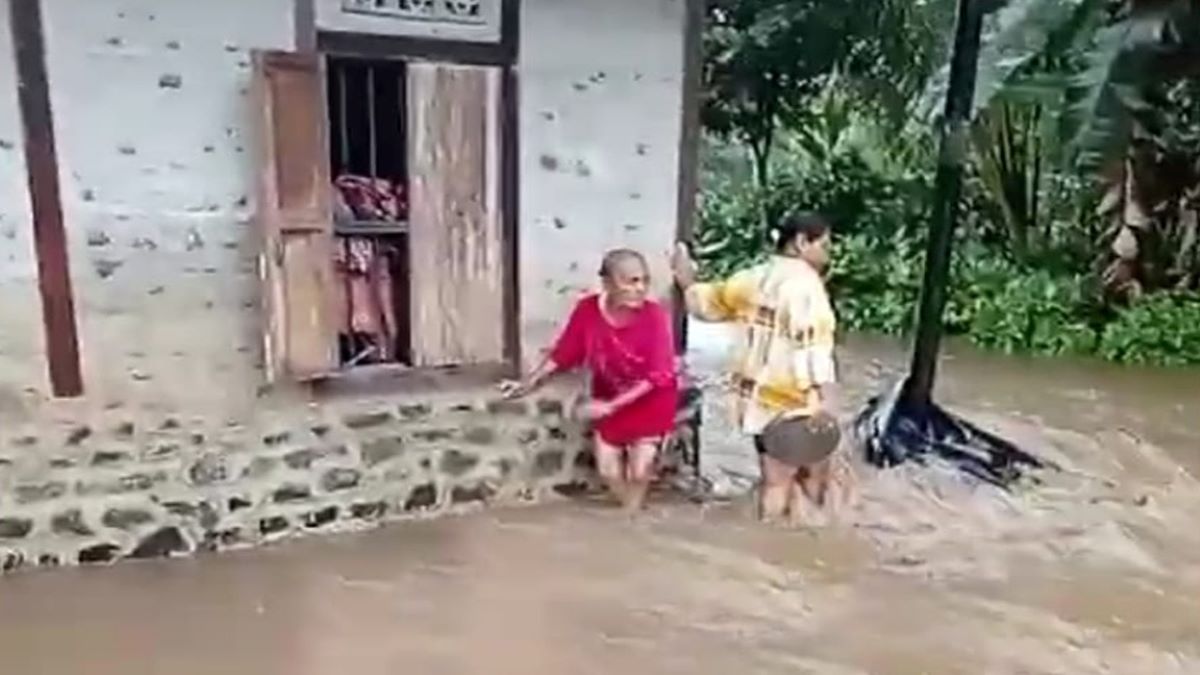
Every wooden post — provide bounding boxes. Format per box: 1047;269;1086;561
500;0;521;373
293;0;316;51
9;0;83;398
673;0;704;355
500;66;521;374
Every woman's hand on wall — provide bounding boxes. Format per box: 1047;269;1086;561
498;379;532;399
499;357;561;399
670;243;698;290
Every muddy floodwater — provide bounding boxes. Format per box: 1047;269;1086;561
2;324;1199;674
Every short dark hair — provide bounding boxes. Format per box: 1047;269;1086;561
772;211;830;253
598;248;648;278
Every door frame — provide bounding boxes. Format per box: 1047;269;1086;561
295;0;523;375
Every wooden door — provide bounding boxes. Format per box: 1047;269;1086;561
406;62;505;367
251;50;338;382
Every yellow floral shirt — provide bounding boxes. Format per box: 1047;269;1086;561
686;256;837;434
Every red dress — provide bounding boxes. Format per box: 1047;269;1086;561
549;295;679;445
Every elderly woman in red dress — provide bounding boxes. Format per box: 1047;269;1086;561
501;249;678;512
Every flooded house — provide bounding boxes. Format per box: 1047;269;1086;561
0;0;701;570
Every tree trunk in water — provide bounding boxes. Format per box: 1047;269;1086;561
750;140;771;191
904;0;986;409
749;135;772;233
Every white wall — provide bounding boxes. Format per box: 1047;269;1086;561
517;0;687;360
0;0;688;421
0;11;49;416
32;0;296;418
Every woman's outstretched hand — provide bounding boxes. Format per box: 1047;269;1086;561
498;379;531;400
501;359;557;400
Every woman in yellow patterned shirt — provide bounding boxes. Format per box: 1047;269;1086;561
672;212;847;523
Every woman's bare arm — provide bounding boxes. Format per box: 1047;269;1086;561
500;356;560;399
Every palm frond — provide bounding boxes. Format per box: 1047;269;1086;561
917;0;1107;123
1061;4;1177;172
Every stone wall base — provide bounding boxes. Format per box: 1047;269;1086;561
0;382;701;574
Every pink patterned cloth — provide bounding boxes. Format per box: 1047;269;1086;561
334;236;399;362
333;175;407;221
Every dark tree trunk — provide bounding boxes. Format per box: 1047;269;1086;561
904;0;986;408
748;133;773;234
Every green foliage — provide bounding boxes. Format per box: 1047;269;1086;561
702;0;860;186
924;0;1199;172
694;177;769;281
922;0;1200;292
918;0;1102;123
951;261;1099;355
695;148;930;277
831;233;1101;358
828;233;922;335
1098;293;1200;365
970;103;1049;258
696;0;1200;369
698;141;1200;367
702;0;955;188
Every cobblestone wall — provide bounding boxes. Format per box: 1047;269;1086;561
0;388;584;572
0;383;701;574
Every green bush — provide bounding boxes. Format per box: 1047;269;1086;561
827;232;921;335
696;151;928;279
1098;294;1200;366
694;177;770;280
830;238;1099;356
959;269;1098;356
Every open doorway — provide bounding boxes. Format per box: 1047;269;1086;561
326;56;412;368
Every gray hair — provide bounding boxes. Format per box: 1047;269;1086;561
598;248;648;279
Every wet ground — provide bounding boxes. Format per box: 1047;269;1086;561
2;324;1198;674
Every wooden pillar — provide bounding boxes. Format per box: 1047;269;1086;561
499;0;521;373
9;0;83;398
293;0;316;51
673;0;703;354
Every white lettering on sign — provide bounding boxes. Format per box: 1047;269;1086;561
341;0;486;25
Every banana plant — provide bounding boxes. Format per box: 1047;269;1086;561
971;102;1048;259
925;0;1200;294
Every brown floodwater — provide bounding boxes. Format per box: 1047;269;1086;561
1;327;1197;674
